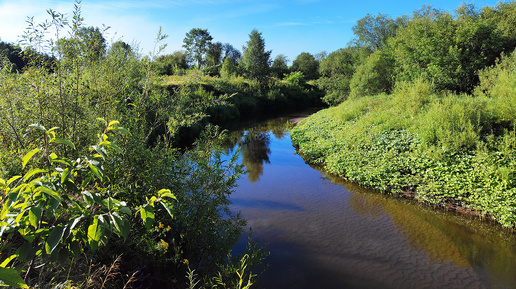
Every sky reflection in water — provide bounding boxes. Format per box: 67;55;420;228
223;115;516;289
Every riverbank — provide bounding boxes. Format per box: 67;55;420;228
290;79;516;229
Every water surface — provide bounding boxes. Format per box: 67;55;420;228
223;114;516;289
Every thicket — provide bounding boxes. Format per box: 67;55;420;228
0;4;268;288
292;2;516;229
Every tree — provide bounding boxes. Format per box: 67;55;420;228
240;29;271;83
387;3;515;93
291;52;319;80
271;54;290;78
317;47;369;105
352;13;407;51
182;28;213;68
0;41;25;72
222;43;241;63
58;26;107;62
78;26;107;61
349;50;394;98
220;56;239;78
207;42;223;67
155;51;188;75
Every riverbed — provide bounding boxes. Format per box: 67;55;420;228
222;113;516;289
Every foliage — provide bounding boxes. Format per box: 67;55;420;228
317;47;370;105
0;122;175;288
387;2;516;94
349;50;394;98
351;13;408;51
183;28;213;69
240;29;272;84
220;57;240;79
283;71;306;87
155;51;189;75
0;3;269;288
291;52;319;80
270;54;290;79
292;69;516;228
0;42;25;72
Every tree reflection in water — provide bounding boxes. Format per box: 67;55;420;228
239;130;271;183
223;117;292;183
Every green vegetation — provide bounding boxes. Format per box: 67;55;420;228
292;0;516;229
0;3;280;288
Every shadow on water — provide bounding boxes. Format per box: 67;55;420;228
225;112;516;289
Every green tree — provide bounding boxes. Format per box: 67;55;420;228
220;56;239;78
388;3;514;93
291;52;319;80
271;54;290;78
0;42;25;72
349;50;394;98
222;43;241;62
207;42;223;67
240;29;271;83
155;51;189;75
317;47;369;105
182;28;213;68
352;13;407;51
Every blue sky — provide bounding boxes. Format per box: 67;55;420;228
0;0;503;62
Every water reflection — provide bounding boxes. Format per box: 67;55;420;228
239;131;271;183
330;176;516;288
224;117;292;183
225;114;516;289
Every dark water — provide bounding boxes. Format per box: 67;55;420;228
222;114;516;289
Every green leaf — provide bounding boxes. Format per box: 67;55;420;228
0;254;17;267
7;176;21;187
17;243;36;263
158;189;176;200
51;138;76;150
29;207;42;229
70;241;82;258
87;217;103;251
45;226;65;255
107;142;123;154
22;148;41;169
108;120;120;127
61;168;71;184
23;168;47;181
47;127;59;133
119;206;131;215
91;145;107;160
0;267;28;288
88;163;103;181
139;205;154;230
36;186;61;202
82;191;94;206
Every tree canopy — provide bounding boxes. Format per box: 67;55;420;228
240;29;272;83
183;28;213;68
291;52;319;80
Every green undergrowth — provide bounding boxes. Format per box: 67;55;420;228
292;52;516;228
162;73;324;124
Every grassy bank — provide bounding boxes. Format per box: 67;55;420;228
291;52;516;229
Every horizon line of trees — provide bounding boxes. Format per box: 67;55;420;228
4;1;516;101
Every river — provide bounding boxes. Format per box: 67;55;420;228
221;112;516;289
